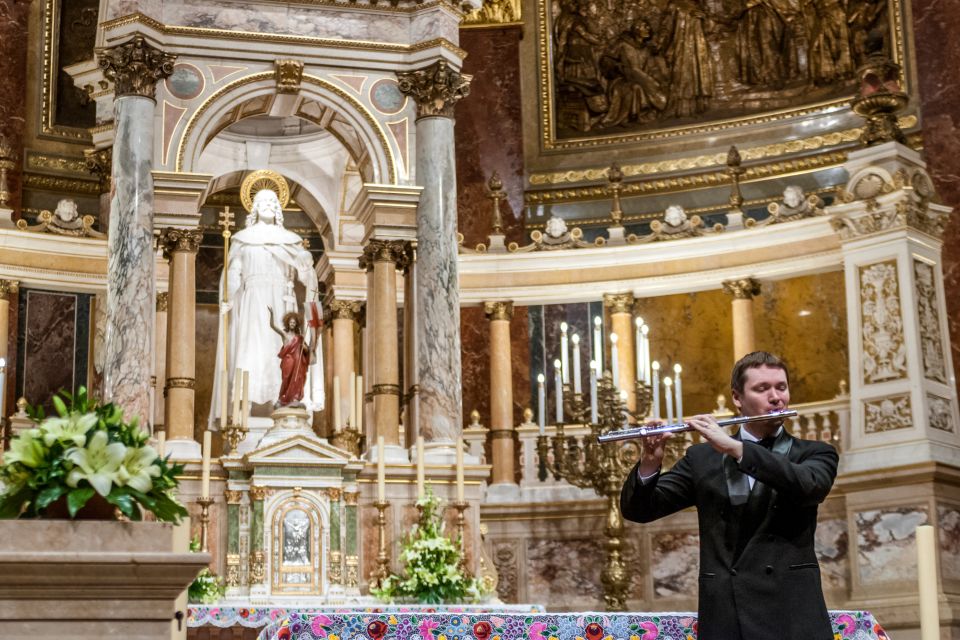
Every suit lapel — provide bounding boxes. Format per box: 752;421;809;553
724;431;750;506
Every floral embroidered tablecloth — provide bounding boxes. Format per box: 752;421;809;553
244;609;889;640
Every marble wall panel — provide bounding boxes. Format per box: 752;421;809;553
455;26;526;248
0;0;30;214
461;306;489;426
938;503;960;581
754;272;849;404
16;289;90;413
651;531;700;599
194;303;219;436
856;507;928;584
4;289;19;430
913;0;960;397
525;537;605;608
815;517;850;591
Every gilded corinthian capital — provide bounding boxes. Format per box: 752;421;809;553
0;279;19;301
484;300;514;322
328;299;365;321
97;36;176;100
603;293;634;315
158;227;203;259
359;239;410;272
722;278;762;300
397;60;472;119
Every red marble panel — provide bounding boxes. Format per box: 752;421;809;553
913;0;960;392
0;0;31;215
455;26;526;248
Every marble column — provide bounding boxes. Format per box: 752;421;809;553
360;240;409;461
153;292;168;430
0;0;31;218
0;279;18;419
604;293;636;412
485;301;516;487
158;228;202;459
402;243;418;446
722;278;762;362
97;36;175;423
398;60;471;449
329;299;363;431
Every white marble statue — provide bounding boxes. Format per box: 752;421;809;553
53;199;83;230
209;188;323;426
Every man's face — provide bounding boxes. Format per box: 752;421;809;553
732;365;790;418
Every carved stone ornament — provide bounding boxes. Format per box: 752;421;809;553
324;487;342;502
359;239;411;272
506;221;593;252
492;541;519;603
224;490;244;504
484;300;514;322
342;491;359;506
249;485;271;502
603;293;635;315
851;53;909;147
928;395;955;433
864;394;912;433
753;186;825;226
84;147;112;192
275;59;304;94
859;261;907;383
16;202;104;238
629;205;718;243
397;60;472;120
156;291;169;312
97;35;176;100
158;227;203;259
327;299;364;321
722;278;762;300
0;279;19;301
914;260;948;384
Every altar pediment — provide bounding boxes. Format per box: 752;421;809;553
245;434;362;472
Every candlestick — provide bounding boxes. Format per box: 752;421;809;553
356;374;364;433
917;525;940;640
416;436;425;499
589;361;598;423
333;376;342;432
201;431;212;499
571;334;582;394
232;367;241;421
663;376;674;424
560;322;570;385
537;373;546;434
456;437;465;502
610;333;619;388
371;499;391;590
452;500;469;565
673;363;683;421
349;372;356;428
554;359;563;424
634;318;643;382
652;361;661;419
641;325;650;384
241;370;250;429
219;375;228;430
197;496;213;553
593;316;603;373
0;357;6;423
376;435;386;501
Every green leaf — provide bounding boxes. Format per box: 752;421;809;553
106;491;136;517
51;395;69;418
35;485;67;510
0;487;33;519
66;487;95;517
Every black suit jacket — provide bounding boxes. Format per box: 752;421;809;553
620;430;839;640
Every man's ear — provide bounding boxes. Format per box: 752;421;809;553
731;390;742;410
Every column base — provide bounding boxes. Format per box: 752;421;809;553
364;443;410;464
165;437;201;461
417;440;481;465
485;482;521;503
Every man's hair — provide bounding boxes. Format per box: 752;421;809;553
731;351;790;395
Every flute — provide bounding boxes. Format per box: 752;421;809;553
596;410;798;443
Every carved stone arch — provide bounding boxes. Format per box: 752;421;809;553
175;72;398;185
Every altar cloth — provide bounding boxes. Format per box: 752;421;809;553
251;609;889;640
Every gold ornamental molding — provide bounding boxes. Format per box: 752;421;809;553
164;377;196;391
484;300;514;322
534;0;909;151
241;170;291;212
0;280;20;301
26;153;88;176
156;291;169;312
462;0;521;28
397;60;472;120
224;490;243;505
97;35;176;100
249;486;271;502
275;59;305;95
23;173;100;195
722;278;762;300
603;293;634;315
40;0;91;141
158;227;203;258
372;383;402;397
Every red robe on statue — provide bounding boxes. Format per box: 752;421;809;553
278;334;310;405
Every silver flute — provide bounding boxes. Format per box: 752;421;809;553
596;410;799;443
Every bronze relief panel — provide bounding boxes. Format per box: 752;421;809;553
544;0;897;145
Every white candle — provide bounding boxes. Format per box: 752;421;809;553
652;361;661;420
241;370;249;429
673;363;683;421
219;375;228;430
333;376;342;431
356;374;363;433
917;525;940;640
664;376;674;425
610;333;619;388
416;436;425;499
456;436;465;502
641;325;650;384
537;373;546;434
560;322;570;385
232;367;241;421
201;431;212;499
349;372;356;428
635;317;644;382
589;361;598;424
157;431;165;458
0;358;6;422
593;316;603;373
571;334;582;394
376;435;385;501
554;359;563;424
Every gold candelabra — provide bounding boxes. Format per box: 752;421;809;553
196;496;214;553
452;499;469;570
222;417;248;453
537;372;652;611
370;499;391;590
330;425;363;457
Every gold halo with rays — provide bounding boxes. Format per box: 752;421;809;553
240;169;291;212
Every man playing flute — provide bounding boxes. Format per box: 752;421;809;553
620;351;838;640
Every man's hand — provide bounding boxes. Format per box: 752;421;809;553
686;414;743;459
638;421;671;477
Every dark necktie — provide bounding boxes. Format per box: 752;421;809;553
758;436;777;450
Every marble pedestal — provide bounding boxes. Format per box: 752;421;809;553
0;520;208;640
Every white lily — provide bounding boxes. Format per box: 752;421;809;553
5;430;47;468
117;445;160;493
65;431;126;496
39;412;98;448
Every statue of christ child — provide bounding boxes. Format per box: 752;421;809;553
268;308;317;407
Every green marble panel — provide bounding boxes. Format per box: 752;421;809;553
255;466;340;477
345;504;357;556
228;503;240;555
251;499;264;552
330;500;341;552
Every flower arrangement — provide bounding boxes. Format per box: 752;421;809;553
188;536;226;603
371;487;487;604
0;388;188;522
